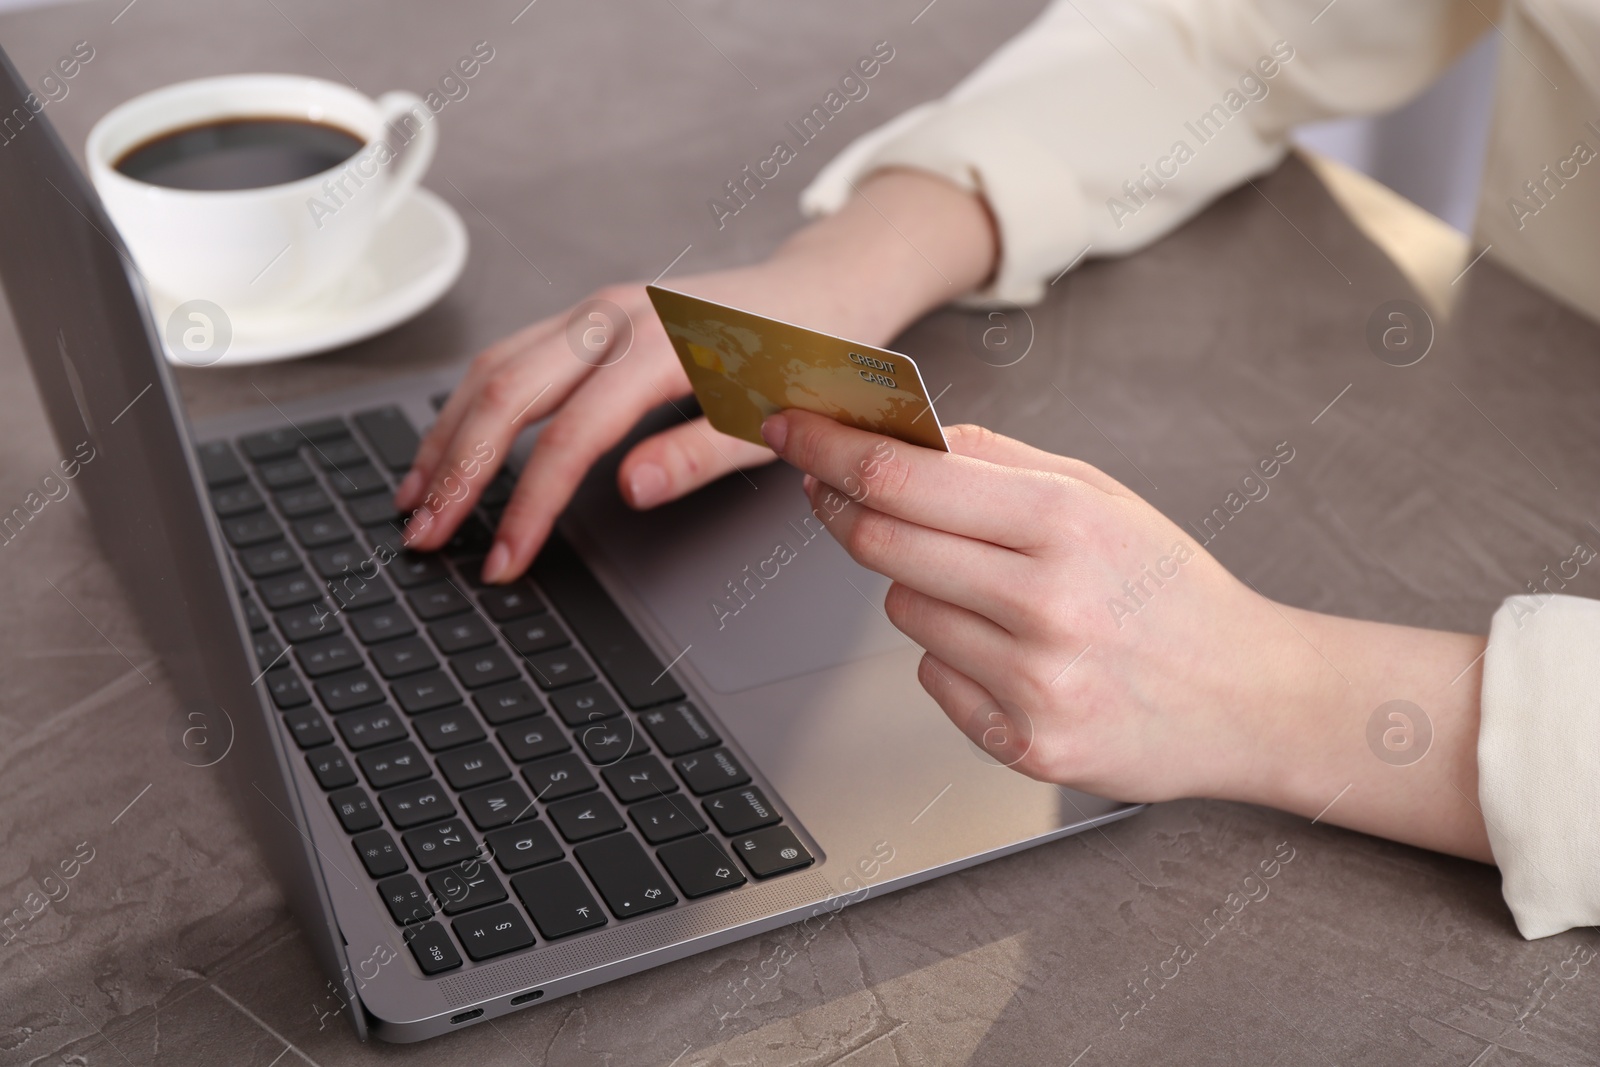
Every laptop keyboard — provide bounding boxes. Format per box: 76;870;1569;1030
198;405;812;976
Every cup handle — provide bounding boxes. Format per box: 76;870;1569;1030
373;91;438;223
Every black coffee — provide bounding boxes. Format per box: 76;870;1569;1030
114;117;364;191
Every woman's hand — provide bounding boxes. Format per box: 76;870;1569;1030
762;409;1495;862
395;168;999;584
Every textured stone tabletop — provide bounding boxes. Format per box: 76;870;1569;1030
2;0;1598;1064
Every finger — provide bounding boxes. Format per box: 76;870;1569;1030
618;416;777;509
765;409;1076;550
806;478;1029;628
916;650;1041;774
403;345;583;552
943;423;1131;498
484;361;686;582
397;315;563;510
885;581;1015;668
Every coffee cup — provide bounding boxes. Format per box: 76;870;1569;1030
86;74;437;315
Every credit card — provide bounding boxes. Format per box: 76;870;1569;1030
645;285;949;452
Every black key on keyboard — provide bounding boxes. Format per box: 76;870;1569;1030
307;746;357;789
436;742;511;791
223;512;283;548
486;821;562;871
350;604;415;644
576;720;648;765
370;636;438;679
429;613;496;654
315;668;384;712
407;581;471;621
210;482;263;517
292;512;353;549
296;416;351;443
674;748;750;795
474;680;543;725
353;829;409;877
638;702;719;757
275;484;333;518
258;569;322;611
497;719;569;763
354;406;421;471
266;668;310;709
389;552;448;588
703;787;780;835
276;601;341;644
480;469;516;509
316;436;369;470
501;615;571;657
309;542;366;579
630;795;708;844
197;440;247;487
401;818;480;870
405;921;462;974
377;873;434;924
511;863;606;939
253;633;288;671
380;779;456;828
346;493;398;527
524;648;596;691
391;670;462;715
241;595;269;632
444;516;494;558
358;741;429;789
449;648;520;690
294;634;361;677
329;463;389;498
532;534;685;709
478;583;546;622
336;704;409;750
549;683;621;727
522;754;596;802
239;427;302;463
729;825;814;877
414;705;485;751
461;781;534;831
328;573;394;613
257;457;314;490
547;794;624;843
283;707;333;749
428;862;508;915
574;834;677;919
330;787;382;832
240;541;300;578
452;902;534;960
658;836;747;898
602;756;676;804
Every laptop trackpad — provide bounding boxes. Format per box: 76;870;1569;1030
569;457;909;694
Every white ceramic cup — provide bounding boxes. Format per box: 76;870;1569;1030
87;74;437;314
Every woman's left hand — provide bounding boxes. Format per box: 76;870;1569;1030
759;409;1303;806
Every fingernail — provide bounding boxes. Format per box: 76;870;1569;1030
760;413;788;453
394;470;422;509
801;473;817;495
628;463;668;508
482;541;512;584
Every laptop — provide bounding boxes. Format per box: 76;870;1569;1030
0;45;1137;1042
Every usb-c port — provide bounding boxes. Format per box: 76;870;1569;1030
510;990;543;1005
450;1009;484;1024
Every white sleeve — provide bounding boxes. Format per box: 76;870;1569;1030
801;0;1494;304
1479;594;1600;939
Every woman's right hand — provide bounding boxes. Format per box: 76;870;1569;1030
395;168;1000;584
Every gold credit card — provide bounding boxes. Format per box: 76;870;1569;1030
646;285;949;452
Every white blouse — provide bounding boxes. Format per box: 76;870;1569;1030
802;0;1600;939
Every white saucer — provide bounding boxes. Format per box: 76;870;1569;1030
153;187;469;366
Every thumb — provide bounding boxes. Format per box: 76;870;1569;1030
618;416;777;508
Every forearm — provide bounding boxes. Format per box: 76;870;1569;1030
1244;604;1492;862
765;167;997;343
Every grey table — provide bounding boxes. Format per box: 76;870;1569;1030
3;1;1598;1064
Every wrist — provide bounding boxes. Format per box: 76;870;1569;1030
764;167;998;343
